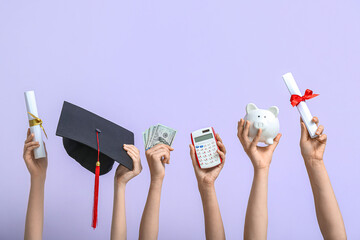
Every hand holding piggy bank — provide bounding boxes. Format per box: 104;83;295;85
244;103;280;145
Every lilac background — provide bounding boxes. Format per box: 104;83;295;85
1;0;360;239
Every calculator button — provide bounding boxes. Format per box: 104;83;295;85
200;145;203;148
196;146;199;148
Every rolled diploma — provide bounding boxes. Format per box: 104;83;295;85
24;91;46;159
282;73;318;138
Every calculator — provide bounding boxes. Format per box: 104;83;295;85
191;127;222;169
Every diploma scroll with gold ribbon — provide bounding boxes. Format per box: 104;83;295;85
24;91;47;159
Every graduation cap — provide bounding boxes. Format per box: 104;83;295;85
56;101;134;229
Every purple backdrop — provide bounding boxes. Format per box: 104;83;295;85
1;0;359;239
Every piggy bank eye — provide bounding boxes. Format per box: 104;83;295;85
264;116;267;118
258;115;260;118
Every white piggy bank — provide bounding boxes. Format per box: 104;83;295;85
244;103;280;145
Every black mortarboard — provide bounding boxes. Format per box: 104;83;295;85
56;101;134;173
56;101;134;228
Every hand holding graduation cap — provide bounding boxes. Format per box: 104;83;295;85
145;144;174;182
23;128;48;180
115;144;143;185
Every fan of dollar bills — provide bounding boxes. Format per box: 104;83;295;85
143;124;177;150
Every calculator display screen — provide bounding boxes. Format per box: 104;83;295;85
194;133;213;143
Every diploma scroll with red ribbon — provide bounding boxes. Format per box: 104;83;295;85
282;73;319;138
290;89;319;107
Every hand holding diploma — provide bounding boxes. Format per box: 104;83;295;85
23;129;48;179
24;90;47;159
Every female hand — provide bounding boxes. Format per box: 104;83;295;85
115;144;142;185
237;119;281;170
23;129;48;180
300;117;327;165
145;144;174;182
189;133;226;187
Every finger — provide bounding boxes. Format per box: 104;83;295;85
250;128;262;149
148;144;173;152
127;151;142;173
217;149;226;163
25;141;40;149
27;128;30;137
215;133;223;143
26;144;40;154
237;119;244;139
125;148;139;160
316;125;324;136
189;144;199;168
242;120;251;143
217;140;226;154
151;148;170;160
157;151;170;164
317;134;327;144
25;133;34;144
312;116;319;126
129;152;142;172
43;141;48;156
127;151;137;161
124;144;140;154
269;133;282;151
124;146;138;158
300;121;309;142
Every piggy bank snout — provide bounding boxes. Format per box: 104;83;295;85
253;121;267;129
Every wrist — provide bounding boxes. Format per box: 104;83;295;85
254;166;270;175
114;180;127;189
304;158;325;169
150;177;164;186
30;174;46;184
198;182;215;193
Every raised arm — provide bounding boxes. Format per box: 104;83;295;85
23;129;48;240
189;133;226;240
300;117;346;240
139;144;173;240
111;144;142;240
237;119;281;240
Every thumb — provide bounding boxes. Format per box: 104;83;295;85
189;144;198;168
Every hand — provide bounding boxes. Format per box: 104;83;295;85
189;133;226;188
237;119;281;170
115;144;142;185
23;128;48;179
145;144;174;182
300;117;327;164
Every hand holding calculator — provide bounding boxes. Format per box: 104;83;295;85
191;127;222;169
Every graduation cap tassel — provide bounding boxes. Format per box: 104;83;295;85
92;130;101;229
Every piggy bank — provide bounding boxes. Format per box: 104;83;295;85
244;103;280;145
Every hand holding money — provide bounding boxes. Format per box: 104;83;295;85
143;124;177;150
145;144;174;181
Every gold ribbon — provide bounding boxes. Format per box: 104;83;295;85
28;112;48;139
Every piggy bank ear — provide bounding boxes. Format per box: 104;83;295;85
246;103;258;114
268;106;279;117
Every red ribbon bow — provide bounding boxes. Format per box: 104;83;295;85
290;89;319;107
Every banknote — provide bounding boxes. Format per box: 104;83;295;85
143;124;177;150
